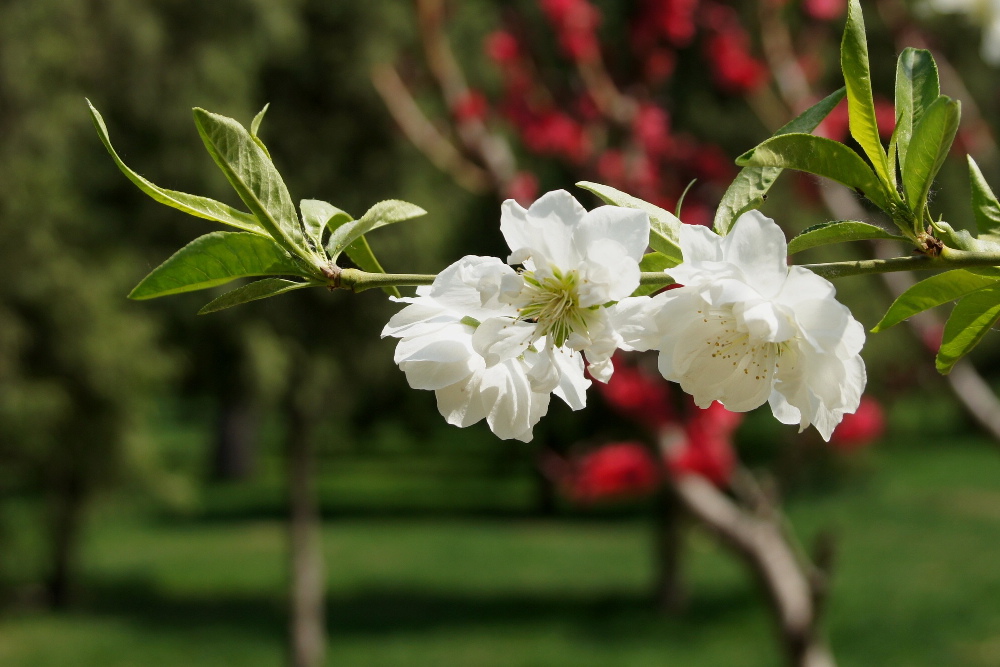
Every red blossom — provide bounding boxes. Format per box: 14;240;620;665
644;48;677;84
505;172;539;206
569;442;662;501
451;90;488;123
485;30;521;64
596;355;676;429
540;0;602;61
664;401;741;487
705;30;768;94
804;0;847;21
520;111;590;162
830;396;886;451
633;104;673;157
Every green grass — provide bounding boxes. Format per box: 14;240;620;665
4;436;1000;666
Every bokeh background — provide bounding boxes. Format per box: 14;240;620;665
2;0;1000;665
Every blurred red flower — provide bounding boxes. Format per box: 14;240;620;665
567;442;662;502
830;396;886;451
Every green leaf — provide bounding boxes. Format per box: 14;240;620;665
936;284;1000;373
968;156;1000;244
872;269;1000;332
902;95;960;217
198;278;311;314
249;103;271;159
714;87;846;235
87;100;264;235
576;181;683;264
192;108;311;261
326;200;427;259
736;133;891;211
842;0;893;189
788;220;903;255
129;231;304;300
632;252;680;297
894;48;940;170
299;199;345;254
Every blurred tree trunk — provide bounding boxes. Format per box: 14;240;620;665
212;392;258;481
46;466;85;609
284;354;331;667
653;490;686;612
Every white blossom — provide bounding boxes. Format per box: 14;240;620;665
614;211;866;441
382;256;551;442
472;189;650;393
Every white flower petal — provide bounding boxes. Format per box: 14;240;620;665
573;205;650;264
500;190;586;268
609;296;663;352
721;210;789;298
472;317;536;366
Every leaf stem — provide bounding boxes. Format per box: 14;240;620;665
336;268;436;292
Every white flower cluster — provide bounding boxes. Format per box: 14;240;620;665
382;190;867;442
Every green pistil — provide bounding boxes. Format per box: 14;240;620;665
516;268;587;347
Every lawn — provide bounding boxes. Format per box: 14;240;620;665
3;434;1000;666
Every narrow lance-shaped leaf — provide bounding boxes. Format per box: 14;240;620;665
842;0;893;189
902;95;960;218
192;108;312;261
576;181;683;264
249;103;271;159
787;220;903;255
895;48;940;169
198;278;313;315
129;231;306;300
736;133;892;212
714;87;846;235
87;100;264;235
327;199;427;259
936;284;1000;374
967;156;1000;245
872;269;1000;332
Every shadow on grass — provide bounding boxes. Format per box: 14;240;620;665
76;576;761;644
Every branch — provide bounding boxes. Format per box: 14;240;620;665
370;64;491;193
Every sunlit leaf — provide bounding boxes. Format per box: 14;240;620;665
936;284;1000;374
326;199;426;260
894;48;940;169
968;156;1000;245
192;108;311;261
842;0;893;188
788;220;903;255
872;269;1000;332
902;96;960;217
129;231;304;300
87;100;264;234
714;88;846;235
249;103;271;159
736;133;891;211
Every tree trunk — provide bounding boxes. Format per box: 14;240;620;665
46;470;85;609
670;474;836;667
285;393;326;667
211;394;258;481
652;489;686;612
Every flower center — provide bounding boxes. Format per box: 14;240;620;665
515;268;590;347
